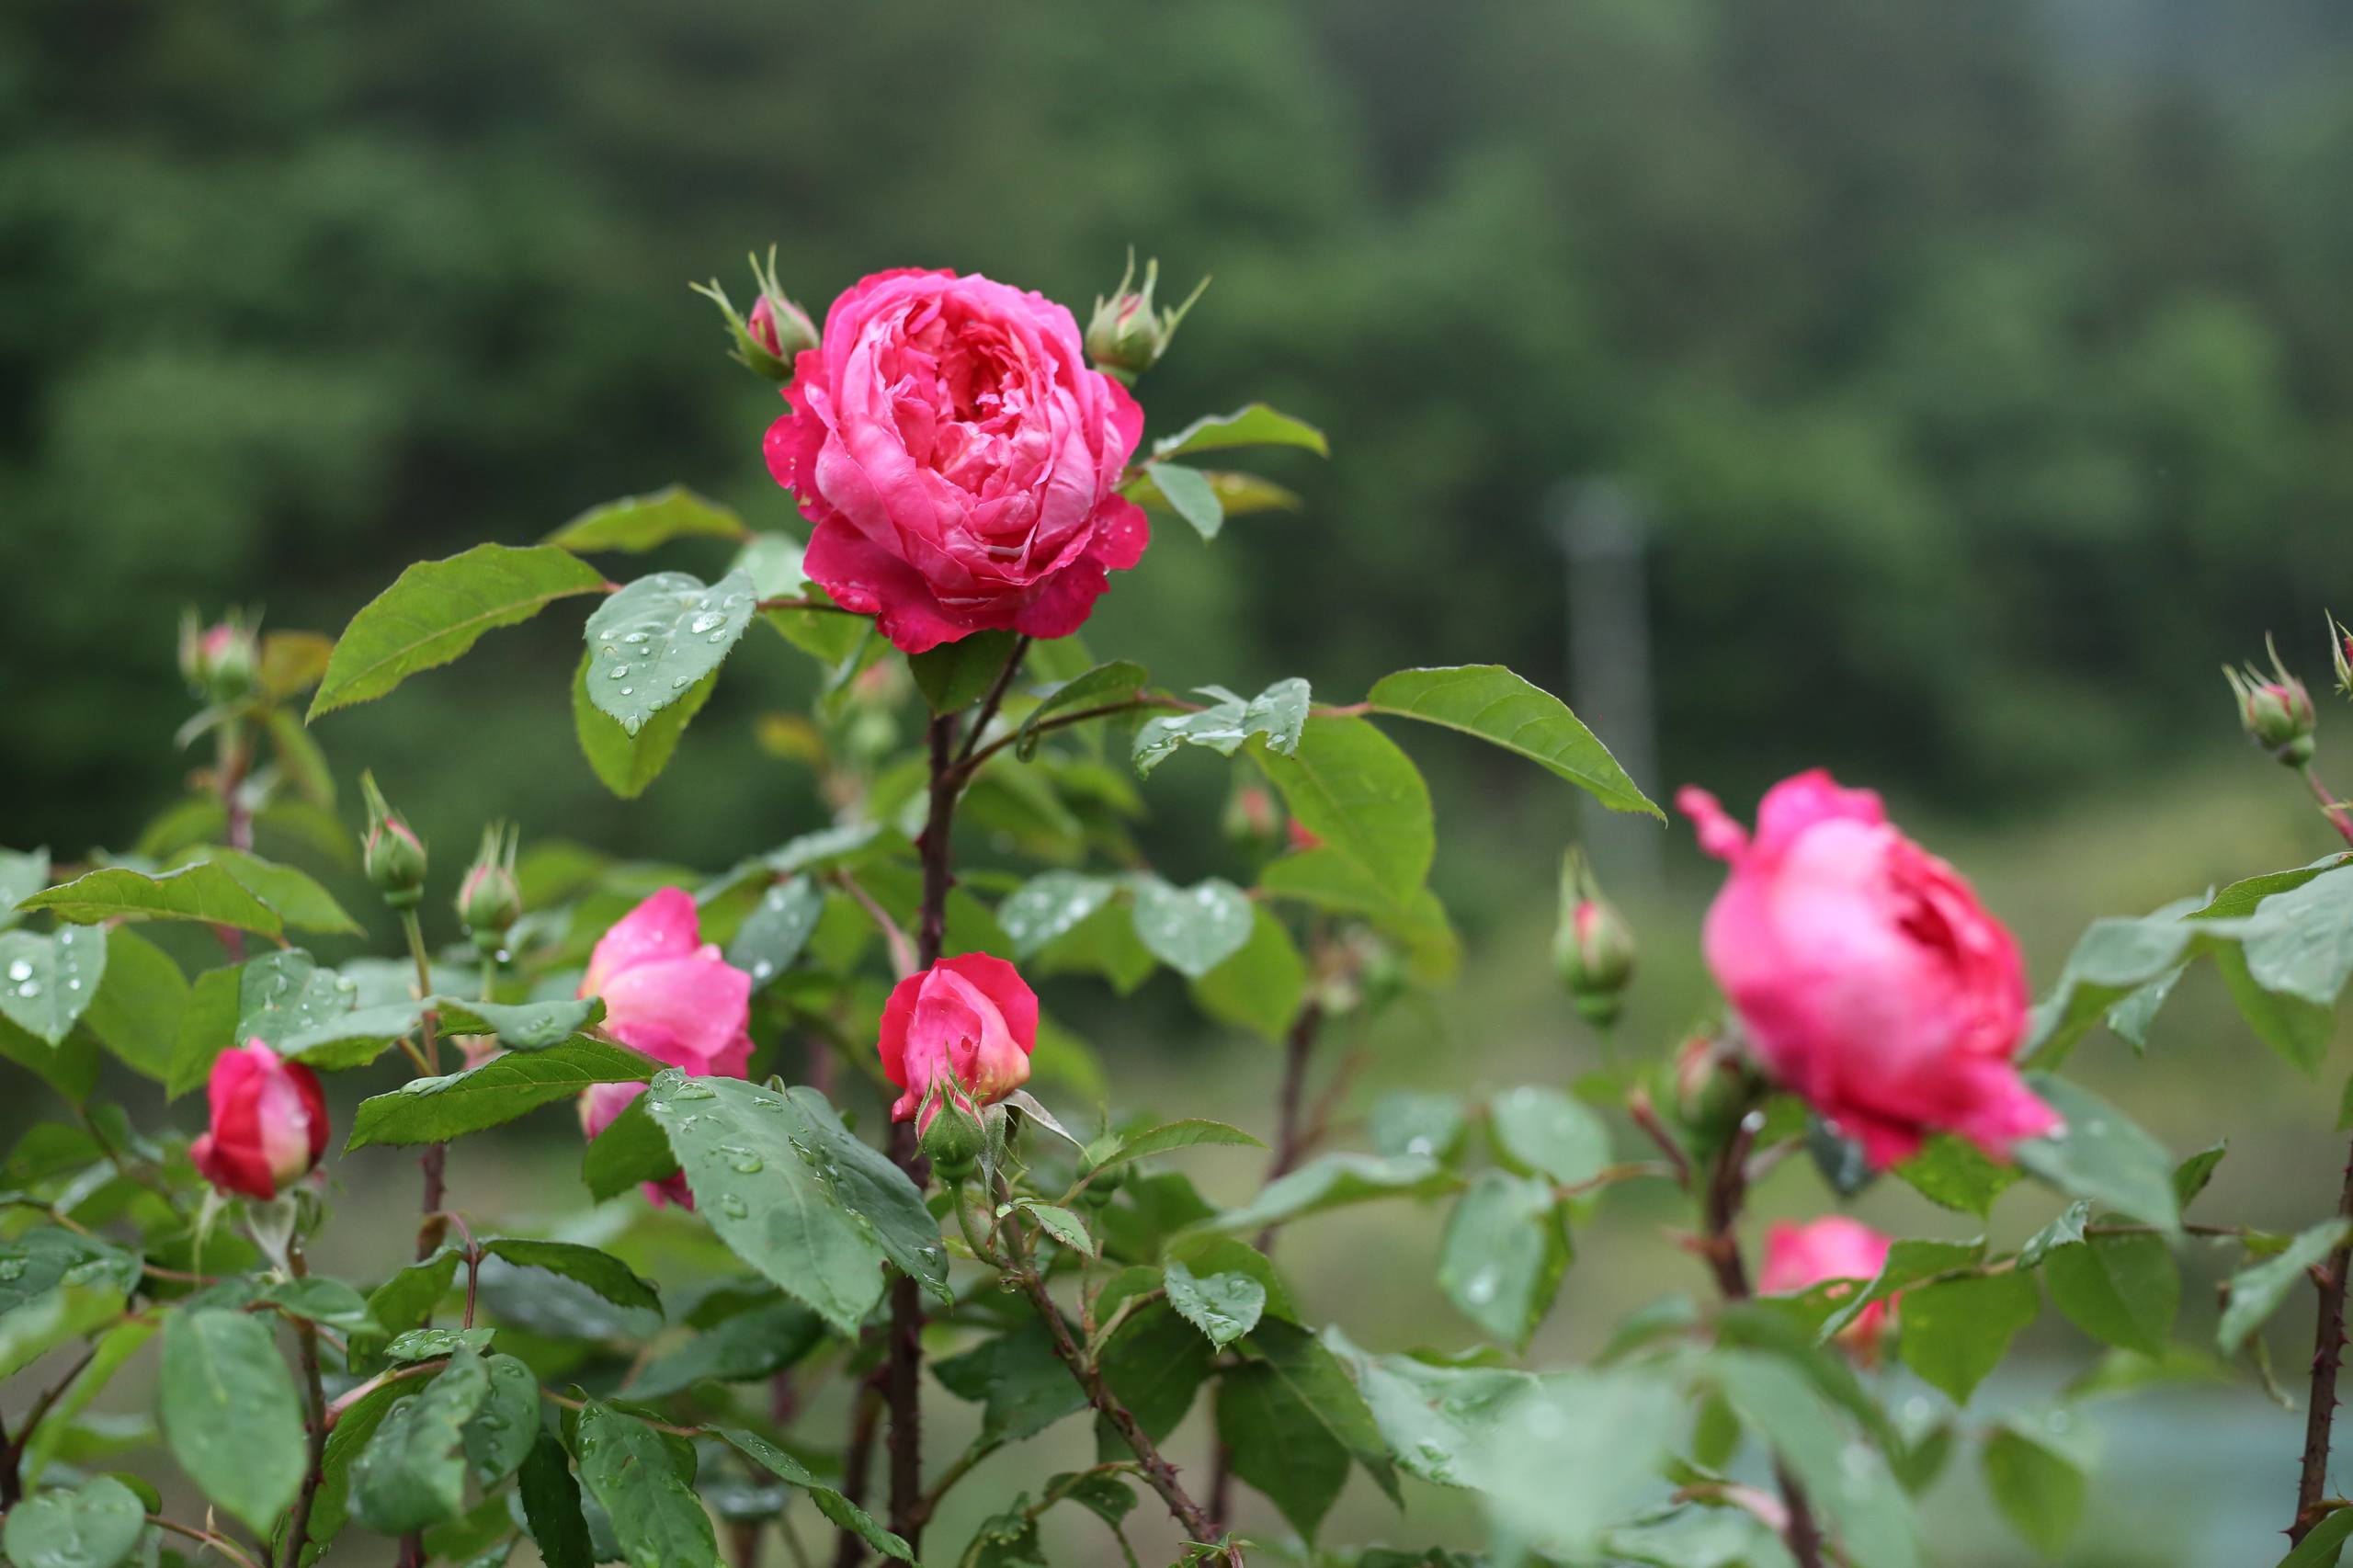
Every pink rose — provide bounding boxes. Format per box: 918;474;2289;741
877;955;1038;1131
1760;1216;1898;1358
190;1040;329;1200
576;887;755;1206
767;268;1149;653
1678;769;2059;1168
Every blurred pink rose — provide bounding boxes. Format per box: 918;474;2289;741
190;1040;328;1200
766;268;1148;653
877;955;1038;1131
1678;768;2059;1168
576;887;755;1206
1760;1216;1897;1357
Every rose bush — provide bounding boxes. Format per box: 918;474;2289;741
6;251;2353;1568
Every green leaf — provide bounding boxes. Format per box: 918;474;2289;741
1144;461;1222;540
0;926;106;1045
188;848;361;936
1152;403;1330;460
312;543;605;718
353;1346;494;1533
581;1092;679;1201
1089;1118;1263;1173
1215;1351;1348;1542
1128;873;1253;979
2176;1142;2230;1210
518;1431;596;1568
1133;679;1311;777
1472;1367;1684;1557
1257;846;1461;983
1188;904;1308;1041
1021;1201;1096;1256
545;486;750;552
463;1353;541;1486
2017;1074;2181;1233
1323;1326;1534;1489
1487;1085;1611;1187
2044;1233;2178;1356
21;863;280;937
1370;1093;1468;1161
1164;1260;1265;1349
239;949;359;1051
437;995;606;1049
1711;1350;1922;1568
574;650;720;799
2239;864;2353;1008
570;1401;719;1568
346;1037;655;1150
1211;1151;1459;1232
1366;665;1660;818
1122;466;1302;518
639;1074;947;1335
629;1301;824;1400
726;876;824;991
1438;1171;1568;1347
583;569;757;737
0;846;51;929
2220;941;2336;1075
2024;915;2228;1064
256;1278;381;1332
2221;1221;2351;1354
2;1474;147;1568
1255;714;1434;902
730;531;809;598
1983;1409;2094;1556
384;1326;495;1363
1097;1301;1217;1445
933;1319;1088;1442
1816;1237;1985;1341
2280;1506;2353;1567
1015;662;1149;759
0;1013;99;1103
362;1254;462;1346
716;1426;915;1562
160;1307;307;1533
481;1239;661;1313
2018;1200;2092;1270
1000;871;1123;959
165;964;242;1097
78;927;185;1079
1893;1134;2022;1219
0;1229;137;1381
17;1317;156;1488
1896;1270;2040;1404
907;629;1021;714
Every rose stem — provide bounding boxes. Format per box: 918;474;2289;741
1700;1106;1827;1568
2290;1136;2353;1543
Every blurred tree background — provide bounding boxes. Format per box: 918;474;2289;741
9;0;2352;862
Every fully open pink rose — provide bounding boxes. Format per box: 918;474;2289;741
767;268;1148;653
576;887;755;1206
191;1040;329;1200
1761;1216;1898;1358
877;954;1038;1130
1679;768;2060;1168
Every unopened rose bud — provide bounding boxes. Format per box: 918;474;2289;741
917;1078;986;1182
1084;251;1207;383
360;770;428;909
457;822;522;948
1553;848;1635;1025
189;1040;329;1199
694;246;818;382
2330;613;2352;699
1672;1032;1745;1139
2225;636;2317;766
179;608;259;704
1222;782;1284;861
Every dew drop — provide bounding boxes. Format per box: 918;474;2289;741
1461;1267;1500;1305
619;686;634;697
16;980;38;998
717;1193;750;1219
5;960;28;982
608;665;630;678
622;716;642;737
688;612;724;634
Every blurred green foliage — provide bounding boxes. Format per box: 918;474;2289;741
6;0;2349;860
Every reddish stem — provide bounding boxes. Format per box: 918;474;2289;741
2303;764;2353;849
2290;1135;2353;1543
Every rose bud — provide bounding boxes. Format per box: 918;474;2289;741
1760;1216;1897;1360
189;1040;329;1199
770;268;1150;653
574;888;756;1207
916;1082;988;1183
1222;781;1285;861
877;955;1038;1132
178;608;259;704
1083;251;1207;383
2330;613;2352;699
456;822;523;949
1671;1031;1746;1140
359;770;428;910
1552;849;1635;1026
1678;770;2060;1169
2225;636;2317;766
695;247;817;383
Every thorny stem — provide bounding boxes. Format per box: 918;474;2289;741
148;1515;267;1568
2290;1133;2353;1544
1699;1108;1827;1568
2302;763;2353;849
830;1373;886;1568
832;869;918;981
954;634;1032;768
399;910;449;1262
279;1239;330;1568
